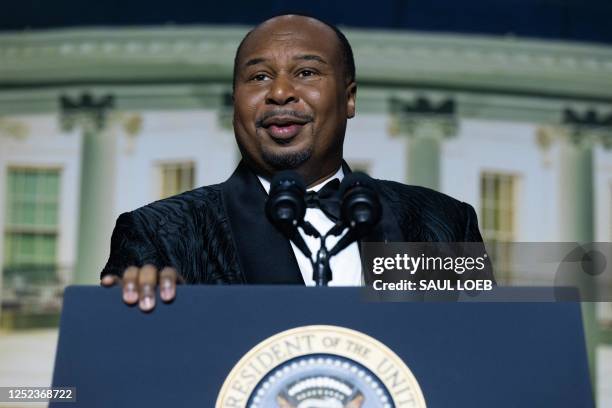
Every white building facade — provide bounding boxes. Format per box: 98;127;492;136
1;25;612;402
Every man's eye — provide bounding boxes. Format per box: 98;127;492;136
298;69;317;78
251;74;270;81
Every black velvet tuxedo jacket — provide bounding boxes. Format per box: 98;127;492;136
101;161;491;284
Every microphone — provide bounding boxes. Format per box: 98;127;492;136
265;171;312;257
329;172;382;257
340;172;382;232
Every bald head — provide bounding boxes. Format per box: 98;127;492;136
233;15;355;91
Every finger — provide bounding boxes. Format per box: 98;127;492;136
122;266;139;305
159;267;178;302
138;264;158;312
100;275;119;287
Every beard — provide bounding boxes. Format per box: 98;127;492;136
261;146;313;170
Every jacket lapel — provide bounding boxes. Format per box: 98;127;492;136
362;185;405;243
221;161;304;284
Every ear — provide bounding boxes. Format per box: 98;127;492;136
345;81;357;119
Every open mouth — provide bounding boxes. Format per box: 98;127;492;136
266;123;304;141
261;115;310;142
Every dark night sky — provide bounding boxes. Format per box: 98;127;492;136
3;0;612;45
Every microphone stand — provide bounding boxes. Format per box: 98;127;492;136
298;222;352;287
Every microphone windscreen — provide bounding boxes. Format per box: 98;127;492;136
339;171;376;196
270;170;306;193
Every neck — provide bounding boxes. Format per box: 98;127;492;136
243;155;343;187
306;168;340;188
298;155;344;187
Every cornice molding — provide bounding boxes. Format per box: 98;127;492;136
1;26;611;101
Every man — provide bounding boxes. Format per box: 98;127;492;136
101;14;490;311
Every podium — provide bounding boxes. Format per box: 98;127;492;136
51;286;593;407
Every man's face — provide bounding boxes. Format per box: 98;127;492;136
233;16;356;185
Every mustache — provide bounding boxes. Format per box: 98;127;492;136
255;109;314;128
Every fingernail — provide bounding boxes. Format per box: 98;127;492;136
101;276;113;286
161;287;175;302
123;283;138;303
140;296;154;311
160;279;174;301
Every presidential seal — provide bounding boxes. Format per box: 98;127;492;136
216;325;426;408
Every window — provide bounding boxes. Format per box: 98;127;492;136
159;162;195;199
480;172;517;284
3;168;61;289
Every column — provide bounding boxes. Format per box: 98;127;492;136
558;130;597;389
390;97;456;190
558;131;594;243
557;106;612;393
217;91;243;165
60;93;116;285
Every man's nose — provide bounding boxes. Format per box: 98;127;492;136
265;76;298;105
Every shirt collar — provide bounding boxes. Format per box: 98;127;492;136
257;167;344;195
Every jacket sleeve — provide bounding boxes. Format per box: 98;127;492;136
462;202;496;283
462;202;485;242
100;211;164;279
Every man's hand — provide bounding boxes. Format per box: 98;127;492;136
100;265;180;312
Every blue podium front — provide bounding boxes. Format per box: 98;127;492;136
51;286;593;407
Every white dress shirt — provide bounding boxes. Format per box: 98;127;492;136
258;168;363;286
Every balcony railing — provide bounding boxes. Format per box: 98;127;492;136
1;265;68;328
